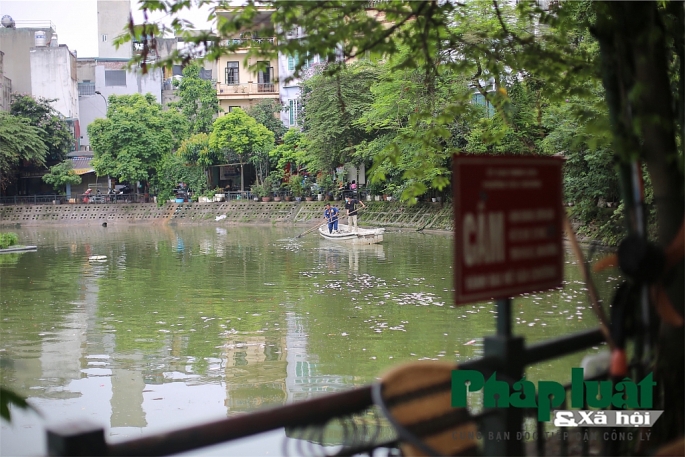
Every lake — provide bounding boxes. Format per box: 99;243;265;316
0;225;619;455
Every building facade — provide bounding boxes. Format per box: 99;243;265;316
0;50;11;111
214;8;280;114
30;45;79;120
77;58;163;148
97;0;132;59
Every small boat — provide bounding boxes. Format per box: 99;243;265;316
88;255;107;261
318;224;384;244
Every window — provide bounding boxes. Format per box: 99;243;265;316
78;82;95;96
228;106;240;113
472;93;495;118
288;53;317;71
172;65;183;77
289;99;299;126
258;62;274;92
102;34;107;42
225;62;239;85
199;69;212;81
105;70;126;87
258;62;271;83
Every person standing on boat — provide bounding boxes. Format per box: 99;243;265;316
345;195;366;232
323;203;339;234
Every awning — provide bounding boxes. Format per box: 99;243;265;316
71;157;94;175
73;168;95;175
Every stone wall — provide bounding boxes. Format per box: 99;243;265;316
0;201;453;230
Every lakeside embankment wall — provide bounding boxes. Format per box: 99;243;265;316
0;201;454;230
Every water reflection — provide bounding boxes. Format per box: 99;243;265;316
0;226;621;456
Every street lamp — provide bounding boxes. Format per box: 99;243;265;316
94;91;108;110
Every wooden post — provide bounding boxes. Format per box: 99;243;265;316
46;421;107;456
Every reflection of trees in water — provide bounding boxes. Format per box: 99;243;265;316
0;253;20;266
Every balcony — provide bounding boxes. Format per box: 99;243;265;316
217;82;278;97
221;37;275;48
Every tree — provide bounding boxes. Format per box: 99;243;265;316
177;133;221;168
88;94;183;188
245;99;287;143
41;160;82;194
209;108;274;191
356;49;477;198
176;132;222;188
169;63;221;135
301;62;377;173
591;2;684;439
10;95;72;164
153;151;208;204
0;112;48;191
269;128;310;176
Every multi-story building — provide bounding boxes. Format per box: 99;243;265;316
214;8;280;114
159;35;217;107
76;57;163;148
30;43;79;122
276;27;325;129
0;19;83;195
77;0;163;150
97;0;132;59
0;20;55;95
0;22;80;144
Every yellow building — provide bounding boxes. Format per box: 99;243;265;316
214;8;279;114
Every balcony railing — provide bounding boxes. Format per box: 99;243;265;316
217;82;278;96
221;37;275;47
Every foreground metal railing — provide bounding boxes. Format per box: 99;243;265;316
47;328;606;457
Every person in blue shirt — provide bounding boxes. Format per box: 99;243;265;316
323;203;339;234
331;204;340;232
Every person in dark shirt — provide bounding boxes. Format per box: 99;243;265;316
344;196;366;232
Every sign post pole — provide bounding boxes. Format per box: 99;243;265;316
496;298;511;337
483;297;525;456
453;155;564;456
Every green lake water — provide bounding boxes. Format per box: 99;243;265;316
0;225;620;456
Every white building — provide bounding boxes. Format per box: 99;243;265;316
77;57;163;148
97;0;132;59
0;22;80;149
0;21;55;95
77;0;163;150
30;44;79;120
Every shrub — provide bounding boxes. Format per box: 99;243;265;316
0;232;19;249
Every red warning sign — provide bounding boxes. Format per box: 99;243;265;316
453;155;564;305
